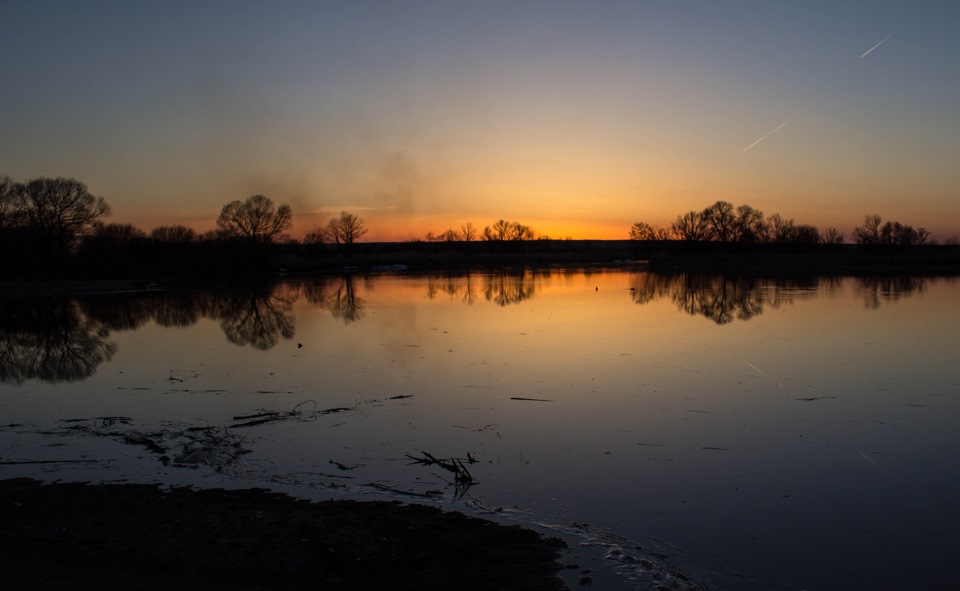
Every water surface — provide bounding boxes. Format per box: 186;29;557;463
2;270;958;590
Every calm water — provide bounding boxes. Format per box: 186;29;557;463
2;270;959;590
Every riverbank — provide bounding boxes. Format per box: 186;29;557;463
0;478;570;590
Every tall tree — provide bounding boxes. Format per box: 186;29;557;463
767;213;797;243
702;200;737;242
459;222;477;242
734;204;767;243
11;177;111;256
853;214;883;245
216;195;292;244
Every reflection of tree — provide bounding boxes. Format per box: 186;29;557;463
81;297;155;331
630;273;827;325
425;274;478;304
296;276;366;324
483;272;537;306
0;299;117;384
629;273;674;305
329;277;365;324
855;276;928;310
217;288;296;350
670;275;764;324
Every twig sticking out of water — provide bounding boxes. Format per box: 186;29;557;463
404;451;477;487
229;401;318;428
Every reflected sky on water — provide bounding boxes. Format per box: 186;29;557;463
2;271;959;590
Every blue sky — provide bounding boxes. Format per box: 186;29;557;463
2;1;958;240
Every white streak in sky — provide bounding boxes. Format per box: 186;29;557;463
860;34;892;59
742;113;800;153
857;450;888;472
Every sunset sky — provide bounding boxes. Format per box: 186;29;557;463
2;1;959;241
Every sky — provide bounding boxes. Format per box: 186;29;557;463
2;1;959;241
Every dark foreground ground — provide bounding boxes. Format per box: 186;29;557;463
0;478;570;590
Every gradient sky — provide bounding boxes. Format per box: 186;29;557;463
2;1;959;241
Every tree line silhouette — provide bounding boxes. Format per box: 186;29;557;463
2;175;954;279
629;200;936;246
0;176;370;278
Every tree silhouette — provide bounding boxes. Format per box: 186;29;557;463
0;175;16;231
820;226;844;244
10;177;111;257
216;194;292;244
853;214;883;244
767;213;797;243
794;224;821;244
460;222;477;242
482;219;535;241
702;201;737;242
150;225;197;243
672;210;709;241
629;222;672;240
733;204;767;243
321;211;368;254
853;214;929;246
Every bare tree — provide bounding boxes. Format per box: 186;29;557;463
630;221;671;240
768;213;797;243
853;214;883;244
672;210;709;241
216;194;292;244
460;222;477;242
702;200;737;242
820;226;844;244
483;219;514;241
794;224;820;244
150;224;196;243
733;204;767;243
0;175;17;231
482;219;535;241
11;177;111;256
511;222;535;241
304;227;326;245
323;211;368;252
853;215;928;246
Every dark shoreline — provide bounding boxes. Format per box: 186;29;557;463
0;478;570;591
3;241;959;286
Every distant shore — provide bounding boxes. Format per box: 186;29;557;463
2;241;958;288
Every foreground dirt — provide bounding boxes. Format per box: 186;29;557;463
0;478;569;590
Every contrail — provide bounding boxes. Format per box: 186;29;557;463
742;113;800;153
860;34;892;59
857;450;888;472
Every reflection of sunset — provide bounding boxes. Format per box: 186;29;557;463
4;271;959;590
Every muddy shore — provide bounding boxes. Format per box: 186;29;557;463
0;478;570;590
